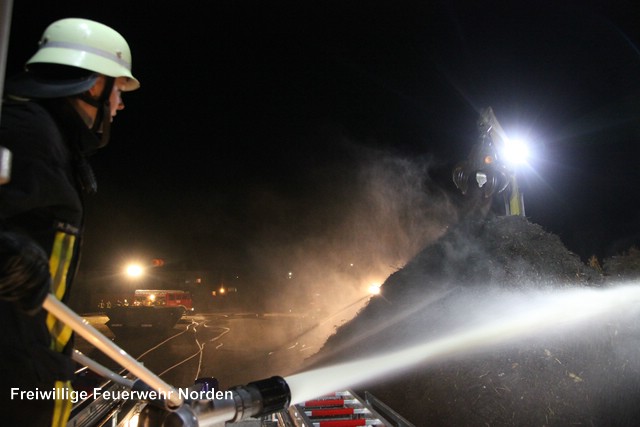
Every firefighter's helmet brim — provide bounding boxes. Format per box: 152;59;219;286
5;70;98;99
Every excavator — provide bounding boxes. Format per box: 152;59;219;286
452;106;527;217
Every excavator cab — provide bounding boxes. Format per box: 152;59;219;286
453;107;525;216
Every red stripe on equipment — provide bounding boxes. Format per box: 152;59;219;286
310;408;355;417
304;399;344;407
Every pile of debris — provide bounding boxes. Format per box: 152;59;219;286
307;215;640;426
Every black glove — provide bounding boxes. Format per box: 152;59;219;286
0;232;52;315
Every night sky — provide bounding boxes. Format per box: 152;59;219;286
4;1;640;292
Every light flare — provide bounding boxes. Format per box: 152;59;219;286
125;263;145;278
502;138;530;165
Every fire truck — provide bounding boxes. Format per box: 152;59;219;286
132;289;194;311
104;290;194;331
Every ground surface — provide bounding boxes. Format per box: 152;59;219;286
307;215;640;426
75;312;327;392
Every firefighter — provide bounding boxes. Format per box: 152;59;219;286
0;18;139;426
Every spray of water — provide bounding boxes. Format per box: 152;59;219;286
285;283;640;405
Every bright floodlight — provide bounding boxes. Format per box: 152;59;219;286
502;138;530;165
125;263;145;279
368;283;381;295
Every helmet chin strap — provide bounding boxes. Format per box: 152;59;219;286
77;76;115;148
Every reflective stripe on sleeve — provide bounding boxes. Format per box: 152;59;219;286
46;230;76;352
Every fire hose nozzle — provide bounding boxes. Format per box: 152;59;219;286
137;376;291;426
245;376;292;417
230;375;292;420
193;376;291;427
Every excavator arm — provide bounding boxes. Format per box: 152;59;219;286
452;107;525;216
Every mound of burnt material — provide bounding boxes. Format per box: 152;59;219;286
307;216;640;426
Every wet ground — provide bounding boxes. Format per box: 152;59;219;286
75;311;331;391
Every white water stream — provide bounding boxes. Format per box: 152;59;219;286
286;283;640;405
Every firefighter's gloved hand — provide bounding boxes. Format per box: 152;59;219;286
0;232;51;315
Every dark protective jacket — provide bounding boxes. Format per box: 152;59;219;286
0;97;101;420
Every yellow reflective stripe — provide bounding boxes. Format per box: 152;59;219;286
47;231;76;352
49;231;75;299
49;319;74;352
50;381;73;427
46;232;76;425
47;311;74;352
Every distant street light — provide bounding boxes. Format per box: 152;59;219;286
124;262;145;279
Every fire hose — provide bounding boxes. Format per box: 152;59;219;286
43;294;292;426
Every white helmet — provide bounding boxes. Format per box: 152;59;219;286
7;18;140;98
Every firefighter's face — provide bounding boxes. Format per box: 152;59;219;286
89;76;127;120
73;76;128;131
